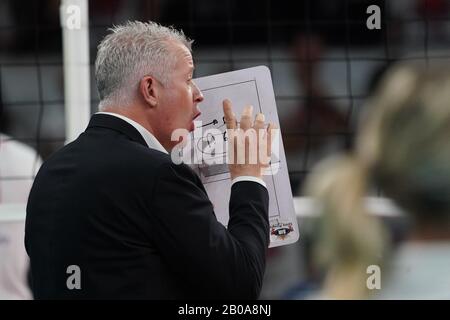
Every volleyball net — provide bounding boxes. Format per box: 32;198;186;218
1;0;449;206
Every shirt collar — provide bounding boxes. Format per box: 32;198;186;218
96;112;168;154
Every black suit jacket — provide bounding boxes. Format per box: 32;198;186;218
25;114;269;299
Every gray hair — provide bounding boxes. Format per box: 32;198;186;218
95;21;193;110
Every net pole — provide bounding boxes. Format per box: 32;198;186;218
60;0;91;144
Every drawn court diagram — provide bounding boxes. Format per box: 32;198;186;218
182;66;299;247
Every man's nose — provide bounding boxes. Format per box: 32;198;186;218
193;82;204;103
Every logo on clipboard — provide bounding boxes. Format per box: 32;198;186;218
270;220;294;240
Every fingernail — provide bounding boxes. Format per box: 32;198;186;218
256;113;265;122
243;105;253;116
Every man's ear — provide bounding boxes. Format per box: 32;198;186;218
139;76;158;108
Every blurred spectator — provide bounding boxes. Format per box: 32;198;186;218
0;210;34;299
288;34;350;149
304;62;450;299
304;155;386;299
0;89;41;203
0;134;41;203
284;33;350;193
0;92;40;300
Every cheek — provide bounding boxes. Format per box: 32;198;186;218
161;106;186;131
181;84;193;102
175;87;194;117
160;86;194;129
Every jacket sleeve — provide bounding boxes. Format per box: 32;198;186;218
146;162;269;299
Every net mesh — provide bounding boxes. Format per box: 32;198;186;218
1;0;449;202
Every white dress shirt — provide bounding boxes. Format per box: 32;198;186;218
97;112;267;188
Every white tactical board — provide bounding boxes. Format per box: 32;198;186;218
187;66;299;247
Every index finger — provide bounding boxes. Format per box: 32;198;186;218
223;99;236;130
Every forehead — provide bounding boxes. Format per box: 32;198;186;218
168;41;193;71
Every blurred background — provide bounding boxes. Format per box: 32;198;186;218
1;0;449;299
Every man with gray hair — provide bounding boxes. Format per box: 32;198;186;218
25;21;273;299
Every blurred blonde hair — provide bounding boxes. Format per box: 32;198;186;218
305;62;450;299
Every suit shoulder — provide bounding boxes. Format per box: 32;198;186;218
110;142;199;183
131;145;173;166
153;158;201;183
